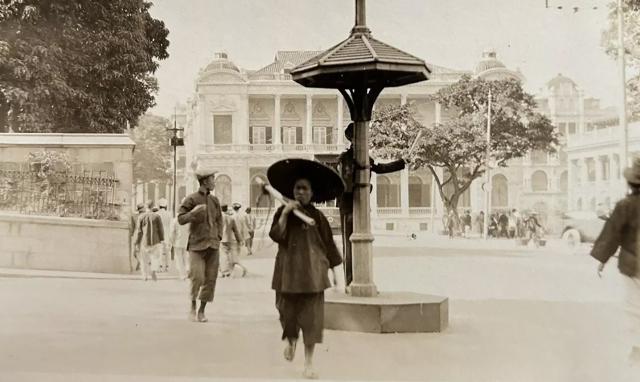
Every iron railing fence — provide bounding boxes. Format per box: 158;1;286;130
0;169;121;220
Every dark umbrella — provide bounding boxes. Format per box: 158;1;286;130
267;158;345;203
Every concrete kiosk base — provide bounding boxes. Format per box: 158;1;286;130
324;291;448;333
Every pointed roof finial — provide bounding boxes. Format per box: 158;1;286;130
351;0;371;35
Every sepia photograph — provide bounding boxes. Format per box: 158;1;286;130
1;0;639;380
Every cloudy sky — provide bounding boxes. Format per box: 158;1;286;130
148;0;618;118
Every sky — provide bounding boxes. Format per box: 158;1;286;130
147;0;619;118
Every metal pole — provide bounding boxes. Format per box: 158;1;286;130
618;0;629;189
483;90;492;239
173;142;177;217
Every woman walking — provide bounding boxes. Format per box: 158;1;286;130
591;158;640;368
267;159;344;379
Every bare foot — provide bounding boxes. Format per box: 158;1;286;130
303;366;318;379
283;339;297;362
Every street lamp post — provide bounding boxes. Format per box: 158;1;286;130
167;116;184;217
483;90;492;239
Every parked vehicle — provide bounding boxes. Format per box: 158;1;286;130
560;211;607;247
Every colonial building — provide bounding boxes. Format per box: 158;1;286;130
177;50;616;233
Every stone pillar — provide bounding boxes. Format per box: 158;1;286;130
578;90;585;135
401;168;410;216
337;96;344;145
306;95;313;145
351;118;377;297
400;94;407;106
274;95;281;147
435;102;442;126
595;156;603;184
582;158;590;184
567;159;574;209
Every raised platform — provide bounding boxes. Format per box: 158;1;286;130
324;291;448;333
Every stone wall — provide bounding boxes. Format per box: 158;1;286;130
0;213;130;273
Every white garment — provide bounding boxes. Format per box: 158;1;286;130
138;244;162;279
624;276;640;361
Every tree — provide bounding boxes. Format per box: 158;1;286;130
0;0;169;133
369;75;559;223
602;0;640;120
131;114;171;185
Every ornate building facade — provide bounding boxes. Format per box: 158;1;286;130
177;50;616;233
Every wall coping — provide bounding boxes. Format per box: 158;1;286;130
0;213;128;229
0;133;135;148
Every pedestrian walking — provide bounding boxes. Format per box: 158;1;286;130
337;122;406;289
447;210;456;239
245;207;256;255
267;158;344;380
508;209;517;239
134;200;164;281
462;210;472;238
233;202;252;255
220;204;247;278
523;212;543;247
169;198;190;280
177;166;224;323
157;198;172;272
591;158;640;367
130;202;145;272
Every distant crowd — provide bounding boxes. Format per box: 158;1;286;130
446;208;546;245
128;198;257;281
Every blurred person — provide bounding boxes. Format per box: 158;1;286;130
130;202;146;272
591;159;640;367
157;198;172;272
462;210;472;238
169;197;190;280
134;200;164;281
245;207;257;255
220;204;247;278
233;202;252;255
508;209;518;239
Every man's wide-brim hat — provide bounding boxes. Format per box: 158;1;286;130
267;158;345;203
623;158;640;184
194;164;217;180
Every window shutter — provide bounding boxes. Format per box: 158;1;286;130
296;126;303;144
249;126;253;144
266;126;272;144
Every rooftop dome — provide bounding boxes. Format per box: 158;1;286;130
546;73;577;89
203;52;240;73
474;49;506;74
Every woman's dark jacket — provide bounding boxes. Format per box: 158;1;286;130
591;194;640;277
269;204;343;293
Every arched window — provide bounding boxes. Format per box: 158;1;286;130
559;171;568;193
215;175;232;206
531;171;548;192
250;175;273;208
376;175;401;208
409;171;431;207
491;174;508;208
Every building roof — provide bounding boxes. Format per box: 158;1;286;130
202;52;241;74
547;73;577;89
254;51;323;74
474;50;506;74
290;32;431;88
0;133;135;147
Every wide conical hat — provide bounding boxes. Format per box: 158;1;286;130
267;158;345;203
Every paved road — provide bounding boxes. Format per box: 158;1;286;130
1;244;637;381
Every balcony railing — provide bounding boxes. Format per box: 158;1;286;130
408;207;432;216
377;207;402;216
200;143;348;153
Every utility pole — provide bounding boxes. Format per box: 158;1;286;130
617;0;629;184
167;108;184;217
483;90;492;239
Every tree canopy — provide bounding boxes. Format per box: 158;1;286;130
370;75;559;216
602;0;640;120
0;0;169;133
131;114;171;184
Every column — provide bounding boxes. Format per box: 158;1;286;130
435;102;442;125
595;156;603;185
578;90;585;135
567;159;574;209
400;167;410;215
336;96;344;145
305;95;313;145
582;157;590;185
274;95;281;147
400;93;407;106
